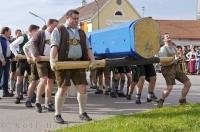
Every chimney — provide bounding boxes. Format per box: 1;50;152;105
197;0;200;19
81;0;87;6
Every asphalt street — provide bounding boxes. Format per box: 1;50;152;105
0;73;199;132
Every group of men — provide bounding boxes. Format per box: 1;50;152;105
91;64;158;105
91;32;191;109
0;9;191;124
0;9;97;124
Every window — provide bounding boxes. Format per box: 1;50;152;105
116;0;122;5
115;11;123;16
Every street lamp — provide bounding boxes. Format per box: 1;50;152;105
29;11;46;25
95;0;100;29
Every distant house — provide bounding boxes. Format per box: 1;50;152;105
59;0;141;32
156;20;200;46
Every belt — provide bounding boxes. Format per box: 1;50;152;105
67;38;80;45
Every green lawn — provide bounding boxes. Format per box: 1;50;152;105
54;104;200;132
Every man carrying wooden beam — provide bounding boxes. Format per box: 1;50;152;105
157;33;191;108
50;9;97;124
10;29;30;104
32;19;58;113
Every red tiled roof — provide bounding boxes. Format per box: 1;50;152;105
77;0;108;21
59;0;108;23
156;20;200;40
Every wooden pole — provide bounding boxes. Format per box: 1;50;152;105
159;57;174;63
16;55;174;70
16;55;49;62
54;59;106;70
54;57;174;70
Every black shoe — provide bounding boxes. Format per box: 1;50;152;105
118;91;126;97
54;115;65;124
104;90;110;95
95;89;103;94
23;91;27;95
135;98;141;104
147;93;158;102
147;98;152;102
179;98;187;105
126;94;131;100
35;103;42;113
110;92;117;98
31;93;36;103
15;98;20;104
107;88;111;92
3;92;14;97
20;95;24;100
79;112;92;121
10;90;14;95
157;99;164;108
25;100;33;108
49;101;54;106
10;92;15;97
90;85;97;89
44;103;55;112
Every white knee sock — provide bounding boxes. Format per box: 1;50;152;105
77;93;87;115
45;96;51;107
55;91;65;115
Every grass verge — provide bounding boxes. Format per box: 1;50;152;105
54;103;200;132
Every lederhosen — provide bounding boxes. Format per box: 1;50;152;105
54;25;89;87
161;46;189;85
33;30;55;79
16;34;31;76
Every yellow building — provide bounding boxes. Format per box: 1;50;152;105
59;0;141;32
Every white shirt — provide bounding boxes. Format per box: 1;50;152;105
159;44;176;57
23;38;34;57
51;25;91;59
158;44;177;65
43;30;51;56
10;36;24;56
186;51;197;61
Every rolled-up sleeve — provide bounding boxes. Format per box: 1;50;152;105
10;36;24;56
51;28;60;48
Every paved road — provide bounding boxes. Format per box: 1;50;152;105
0;73;199;132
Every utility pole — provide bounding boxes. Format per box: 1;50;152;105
95;0;100;29
142;6;145;17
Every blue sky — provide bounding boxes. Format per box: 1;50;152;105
0;0;197;34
